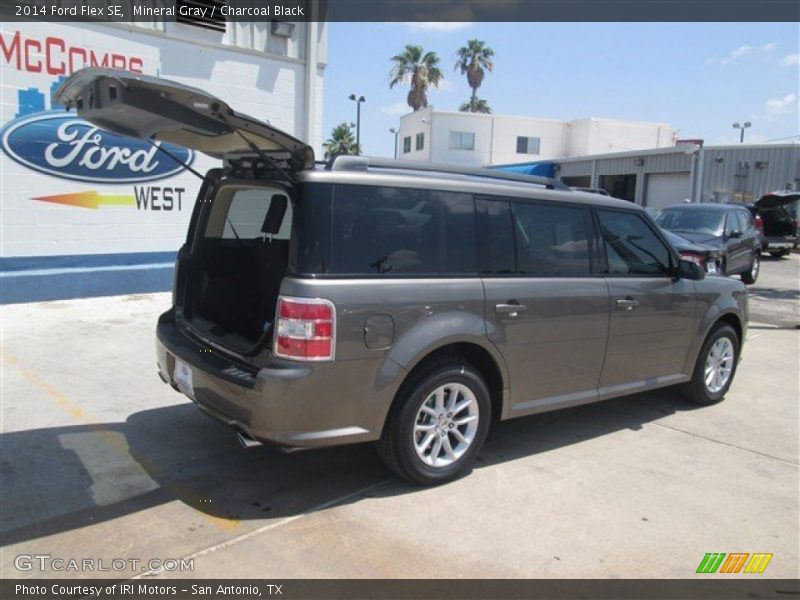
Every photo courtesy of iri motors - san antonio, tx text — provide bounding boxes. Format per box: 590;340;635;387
0;23;220;261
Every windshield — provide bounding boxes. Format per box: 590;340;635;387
655;209;725;237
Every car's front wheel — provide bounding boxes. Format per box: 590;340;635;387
740;252;759;284
682;323;740;406
377;362;491;485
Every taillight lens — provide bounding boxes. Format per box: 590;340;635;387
754;214;764;232
274;297;335;361
680;251;706;267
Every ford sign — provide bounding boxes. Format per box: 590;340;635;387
1;111;195;184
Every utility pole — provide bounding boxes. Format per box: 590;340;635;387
349;94;366;154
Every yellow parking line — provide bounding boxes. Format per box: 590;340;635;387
1;350;240;531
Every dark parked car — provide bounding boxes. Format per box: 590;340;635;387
660;229;722;275
655;204;762;284
57;69;749;485
745;191;799;257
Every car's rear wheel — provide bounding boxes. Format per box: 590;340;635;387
740;253;759;284
377;362;491;485
769;249;789;258
682;323;740;406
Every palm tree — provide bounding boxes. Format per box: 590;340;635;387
459;97;492;114
323;123;358;159
455;39;494;110
389;44;444;112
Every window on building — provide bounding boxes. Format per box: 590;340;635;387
513;202;591;275
516;136;541;155
415;132;425;151
403;136;412;154
449;131;475;151
176;1;227;32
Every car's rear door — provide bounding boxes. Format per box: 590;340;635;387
55;68;314;169
478;196;610;417
594;208;696;394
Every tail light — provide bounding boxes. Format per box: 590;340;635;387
754;214;764;232
680;251;706;267
274;296;335;361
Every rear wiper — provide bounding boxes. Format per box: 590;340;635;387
217;113;295;185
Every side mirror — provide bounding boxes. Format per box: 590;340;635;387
728;229;742;238
677;258;705;281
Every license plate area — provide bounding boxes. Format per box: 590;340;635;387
174;358;195;399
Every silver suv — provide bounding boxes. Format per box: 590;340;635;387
58;70;749;485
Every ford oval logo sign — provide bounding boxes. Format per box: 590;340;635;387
1;111;194;184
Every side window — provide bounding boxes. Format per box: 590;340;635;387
512;202;591;275
476;198;515;274
736;210;751;231
596;210;672;276
330;185;476;275
204;187;292;240
403;136;411;153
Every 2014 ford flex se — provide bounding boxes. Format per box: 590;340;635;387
58;70;749;484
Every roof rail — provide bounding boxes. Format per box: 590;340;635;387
327;155;569;190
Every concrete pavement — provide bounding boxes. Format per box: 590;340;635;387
1;263;797;579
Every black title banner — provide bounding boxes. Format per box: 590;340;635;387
1;0;799;23
3;579;800;600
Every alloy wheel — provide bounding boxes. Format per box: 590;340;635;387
412;383;479;468
704;337;735;394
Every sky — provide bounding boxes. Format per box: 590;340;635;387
322;22;800;158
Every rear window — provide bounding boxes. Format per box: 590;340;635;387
290;184;477;276
330;185;476;275
204;185;292;241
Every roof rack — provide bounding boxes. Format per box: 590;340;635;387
326;155;569;190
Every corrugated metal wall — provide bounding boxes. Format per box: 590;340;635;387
556;144;800;205
697;145;800;203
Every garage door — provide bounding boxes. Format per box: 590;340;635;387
645;172;691;209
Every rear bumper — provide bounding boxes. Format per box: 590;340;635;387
764;236;798;250
156;310;391;448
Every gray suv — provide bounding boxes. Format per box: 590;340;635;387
58;70;749;485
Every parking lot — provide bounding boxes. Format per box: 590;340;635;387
1;256;798;579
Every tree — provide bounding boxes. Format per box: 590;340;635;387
455;39;495;110
389;44;444;112
459;97;492;114
324;123;358;159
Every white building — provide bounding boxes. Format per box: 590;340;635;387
0;20;326;302
396;107;677;166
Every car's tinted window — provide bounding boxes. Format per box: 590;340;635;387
330;185;476;275
289;183;332;275
597;210;672;276
512;202;592;275
476;198;515;274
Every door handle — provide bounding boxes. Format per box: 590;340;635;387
495;302;527;316
615;298;640;311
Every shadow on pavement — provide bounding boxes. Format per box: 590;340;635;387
1;388;700;546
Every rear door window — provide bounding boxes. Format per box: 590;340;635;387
512;202;592;276
596;209;672;276
330;185;476;275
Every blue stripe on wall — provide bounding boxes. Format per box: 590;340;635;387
0;251;177;304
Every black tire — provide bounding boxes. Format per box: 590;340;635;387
740;253;759;284
376;361;491;485
682;323;740;406
769;249;789;258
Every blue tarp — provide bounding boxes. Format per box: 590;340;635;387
492;161;557;178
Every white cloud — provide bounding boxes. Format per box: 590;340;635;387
404;22;472;32
708;42;777;65
765;93;798;116
380;101;411;116
431;78;455;93
779;53;800;67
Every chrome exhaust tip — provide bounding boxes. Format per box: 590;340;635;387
236;431;262;449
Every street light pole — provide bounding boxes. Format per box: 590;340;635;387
732;121;752;144
390;128;398;159
349;94;365;154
